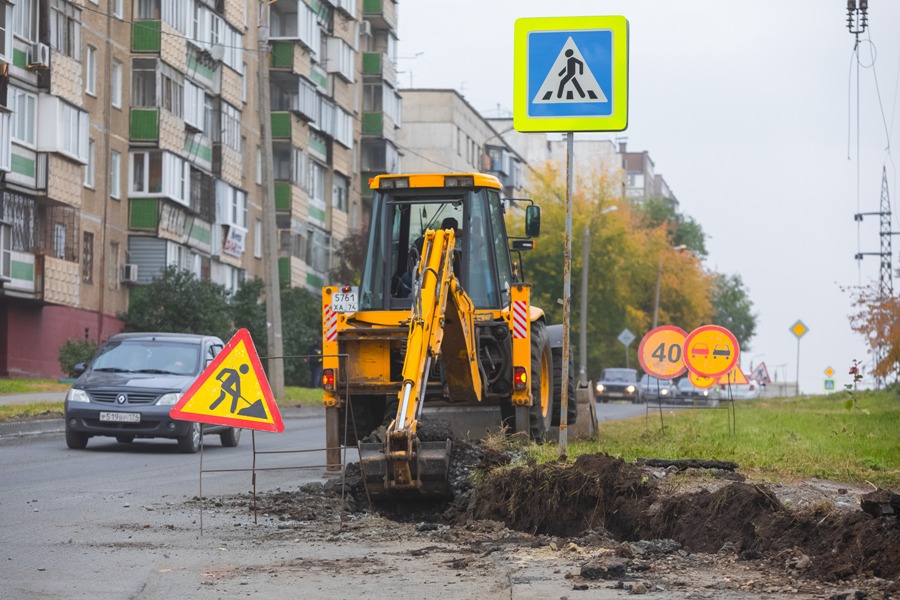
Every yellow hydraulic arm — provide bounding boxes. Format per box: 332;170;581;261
359;227;483;496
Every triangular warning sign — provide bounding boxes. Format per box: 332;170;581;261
169;328;284;433
717;366;749;386
533;37;608;104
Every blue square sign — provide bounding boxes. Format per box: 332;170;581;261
514;16;629;132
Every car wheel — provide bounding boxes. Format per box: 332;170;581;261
220;427;241;448
116;435;135;444
177;422;202;454
65;428;89;450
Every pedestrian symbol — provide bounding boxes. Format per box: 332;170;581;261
169;328;284;433
533;38;608;104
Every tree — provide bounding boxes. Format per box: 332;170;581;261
711;274;757;352
638;197;708;256
848;284;899;381
514;165;715;378
118;267;233;340
330;226;369;285
230;277;268;349
280;286;323;386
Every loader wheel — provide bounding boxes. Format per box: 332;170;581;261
529;321;553;442
551;347;578;427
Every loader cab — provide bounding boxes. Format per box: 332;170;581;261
360;174;517;312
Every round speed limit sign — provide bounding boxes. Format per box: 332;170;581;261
638;326;687;380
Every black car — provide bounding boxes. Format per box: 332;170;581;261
64;332;240;453
674;378;720;406
594;368;640;403
639;374;678;404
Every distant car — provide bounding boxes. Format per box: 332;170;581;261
639;374;678;404
594;368;640;403
674;378;720;406
721;380;764;400
64;332;241;453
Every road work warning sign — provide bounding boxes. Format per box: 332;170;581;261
169;328;284;433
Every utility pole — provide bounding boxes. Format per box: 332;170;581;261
257;1;285;398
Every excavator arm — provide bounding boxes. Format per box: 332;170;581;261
359;227;482;497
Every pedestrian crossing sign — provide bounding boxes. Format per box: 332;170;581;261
514;16;629;132
169;328;284;433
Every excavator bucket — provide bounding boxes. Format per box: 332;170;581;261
357;439;452;499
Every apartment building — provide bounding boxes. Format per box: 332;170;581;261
398;89;524;199
0;0;391;378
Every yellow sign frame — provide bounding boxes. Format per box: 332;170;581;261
513;16;629;132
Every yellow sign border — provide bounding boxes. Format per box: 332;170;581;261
513;16;629;132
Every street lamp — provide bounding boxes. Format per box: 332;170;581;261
579;204;618;383
652;244;687;329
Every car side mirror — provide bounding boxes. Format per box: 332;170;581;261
73;363;86;376
525;205;541;238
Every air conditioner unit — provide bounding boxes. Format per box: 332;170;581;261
120;263;139;284
360;20;372;36
27;43;50;70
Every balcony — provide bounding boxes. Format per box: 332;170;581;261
271;112;292;139
132;20;162;53
270;41;294;69
362;0;398;31
130;108;159;143
129;198;160;230
362;52;396;87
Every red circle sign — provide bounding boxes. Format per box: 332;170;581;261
638;326;688;380
683;325;740;378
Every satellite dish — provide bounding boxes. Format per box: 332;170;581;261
209;44;225;62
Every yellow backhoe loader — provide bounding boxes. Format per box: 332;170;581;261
321;173;574;498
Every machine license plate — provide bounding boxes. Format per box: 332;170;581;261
99;412;141;423
331;287;358;313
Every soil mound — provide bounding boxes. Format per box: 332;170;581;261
468;452;900;583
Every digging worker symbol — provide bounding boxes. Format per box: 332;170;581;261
209;363;267;419
557;49;585;99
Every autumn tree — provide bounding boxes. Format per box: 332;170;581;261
711;274;757;352
848;284;900;381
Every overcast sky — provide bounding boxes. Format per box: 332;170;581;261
397;1;900;393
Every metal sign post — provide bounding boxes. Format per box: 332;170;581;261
789;320;809;396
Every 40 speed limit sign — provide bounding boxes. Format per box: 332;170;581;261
638;326;687;380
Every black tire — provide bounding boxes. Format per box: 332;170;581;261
220;428;241;447
177;422;201;453
551;348;577;426
115;435;134;444
66;428;88;450
529;321;553;442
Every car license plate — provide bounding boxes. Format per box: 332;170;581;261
99;412;140;423
608;392;623;398
331;287;358;313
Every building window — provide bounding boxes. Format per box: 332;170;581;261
85;45;97;95
242;63;247;103
309;161;326;204
49;0;81;60
134;0;159;19
0;2;11;61
112;0;123;19
11;88;35;146
82;231;93;283
60;101;88;162
111;61;123;109
110;151;121;199
108;241;119;289
220;101;241;152
52;223;66;259
254;219;262;259
160;71;183;118
332;173;348;212
131;151;163;194
131;58;156;107
84;139;95;188
13;0;37;41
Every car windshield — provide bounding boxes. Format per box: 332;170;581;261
641;375;666;386
677;379;694;390
602;369;635;381
91;339;201;376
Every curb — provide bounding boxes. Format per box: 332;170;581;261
0;406;324;440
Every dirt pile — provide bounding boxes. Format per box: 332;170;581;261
467;453;900;584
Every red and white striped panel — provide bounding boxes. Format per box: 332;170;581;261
324;306;338;342
512;300;528;339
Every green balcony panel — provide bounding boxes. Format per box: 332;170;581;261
10;260;34;281
190;223;212;245
271;112;291;138
130;109;159;141
309;206;326;222
271;41;293;68
363;0;383;13
278;257;290;285
12;48;26;69
10;154;34;178
306;272;324;288
362;53;382;75
274;182;291;211
361;112;384;136
132;20;161;52
129;198;160;230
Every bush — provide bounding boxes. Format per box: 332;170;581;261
59;338;100;377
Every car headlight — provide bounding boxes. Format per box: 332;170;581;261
701;390;708;396
156;392;182;406
626;385;635;393
66;388;90;403
595;384;605;393
660;388;669;395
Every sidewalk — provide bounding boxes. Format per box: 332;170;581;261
0;391;67;405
